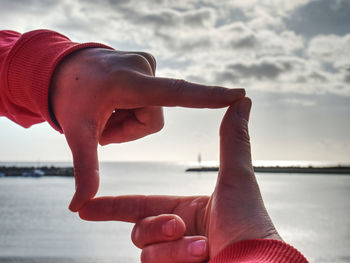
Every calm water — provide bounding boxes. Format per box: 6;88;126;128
0;162;349;263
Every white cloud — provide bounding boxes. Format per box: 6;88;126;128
307;34;350;69
1;0;349;96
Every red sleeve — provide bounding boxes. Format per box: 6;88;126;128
0;29;113;133
209;239;308;263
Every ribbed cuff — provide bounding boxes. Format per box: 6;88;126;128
5;29;113;133
209;239;308;263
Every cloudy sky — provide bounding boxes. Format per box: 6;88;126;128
1;0;349;163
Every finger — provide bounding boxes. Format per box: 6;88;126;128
99;107;164;145
141;237;208;263
64;128;100;212
115;71;245;108
79;195;184;222
218;97;254;187
117;51;156;75
78;195;209;223
132;214;186;249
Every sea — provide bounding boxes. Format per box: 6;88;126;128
0;161;349;263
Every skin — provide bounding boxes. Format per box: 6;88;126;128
79;98;282;263
50;48;245;212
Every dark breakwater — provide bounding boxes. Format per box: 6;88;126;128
186;166;350;175
0;166;74;177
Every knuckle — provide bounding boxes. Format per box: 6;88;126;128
137;52;157;70
127;54;154;75
128;53;148;64
86;50;122;78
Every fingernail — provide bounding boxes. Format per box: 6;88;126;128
162;219;176;237
237;98;251;121
229;88;246;99
236;88;246;95
188;240;206;257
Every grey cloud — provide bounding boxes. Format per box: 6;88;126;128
183;9;214;27
155;30;212;52
345;75;350;83
220;23;258;49
221;22;248;33
107;0;131;5
215;71;239;84
231;34;257;49
226;60;295;80
124;7;215;29
345;69;350;83
221;26;304;56
296;71;328;84
211;57;348;96
286;0;350;38
309;72;328;82
136;10;179;27
214;59;298;86
79;0;131;5
230;63;282;79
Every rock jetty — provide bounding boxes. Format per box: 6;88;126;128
0;166;74;177
186;166;350;175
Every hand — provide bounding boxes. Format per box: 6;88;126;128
78;98;282;263
50;48;245;212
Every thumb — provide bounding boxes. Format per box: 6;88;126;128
211;98;281;257
65;129;100;212
218;97;253;186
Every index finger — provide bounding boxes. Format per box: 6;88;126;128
78;195;207;223
116;71;245;108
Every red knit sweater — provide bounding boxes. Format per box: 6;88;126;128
0;29;308;263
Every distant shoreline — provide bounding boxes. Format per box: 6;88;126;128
186;166;350;175
2;164;350;177
0;166;74;177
